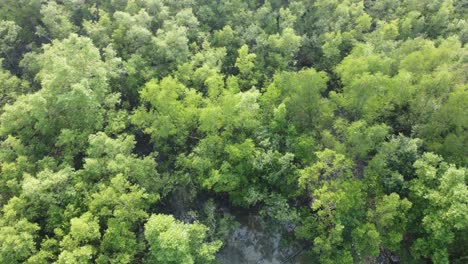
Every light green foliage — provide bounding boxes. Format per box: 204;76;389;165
39;1;77;40
175;8;199;38
0;218;39;264
0;20;21;55
199;88;260;135
262;68;331;133
235;45;258;90
151;22;190;75
352;223;381;258
34;34;109;100
410;153;468;263
365;135;423;194
336;36;466;165
0;64;30;109
144;214;222;264
0;146;32;205
90;175;151;263
370;193;412;251
130;76;202;182
175;40;227;90
309;180;366;263
334;119;390;159
298;150;362;262
419;85;468;165
335;52;408;122
299;148;414;261
26;238;59;264
260;193;299;224
21;168;76;233
82;132;160;194
132;77;202;150
202;139;256;192
181;87;267;206
296;0;372;68
0;34;115;161
0;137;32;205
111;10;153;58
57;212;101;264
256;27;302;73
369;0;466;40
88;174;151;224
83;10;113;49
299;149;353;191
97;218;142;264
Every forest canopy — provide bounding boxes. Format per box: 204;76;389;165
0;0;466;263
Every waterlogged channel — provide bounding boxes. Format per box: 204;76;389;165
215;211;306;264
163;189;307;264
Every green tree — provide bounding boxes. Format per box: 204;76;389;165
144;214;222;264
0;218;39;264
369;193;412;252
0;64;30;109
56;212;101;264
410;153;468;263
81;132;161;195
261;68;331;136
365;135;423;195
0;20;22;64
0;34;116;162
235;44;258;90
132;77;202;154
38;1;77;40
90;174;152;263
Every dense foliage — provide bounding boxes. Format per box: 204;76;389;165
0;0;466;263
